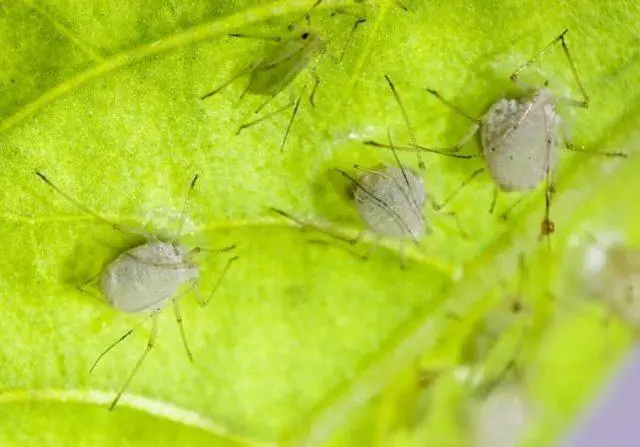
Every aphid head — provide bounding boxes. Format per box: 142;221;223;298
299;30;327;54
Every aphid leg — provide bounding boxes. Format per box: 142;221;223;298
338;17;367;63
237;97;296;137
227;33;282;43
196;255;239;308
269;206;355;243
287;0;322;31
34;171;133;237
489;185;499;214
431;167;485;211
499;193;530;221
109;312;159;411
511;29;589;108
200;65;253;100
440;210;469;239
281;84;308;152
189;244;236;257
539;114;556;247
398;243;408;270
172;298;193;362
174;174;199;240
76;273;104;303
563;138;628;158
361;236;380;262
307;239;368;260
89;314;155;377
308;69;320;107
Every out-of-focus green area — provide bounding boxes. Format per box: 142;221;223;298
0;0;639;446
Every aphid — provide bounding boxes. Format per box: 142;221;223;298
272;130;472;267
201;0;365;151
367;30;626;240
583;243;640;328
35;172;237;410
470;381;536;447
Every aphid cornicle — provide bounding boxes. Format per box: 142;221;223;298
368;30;626;239
35;172;237;410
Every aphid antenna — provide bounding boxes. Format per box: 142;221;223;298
200;64;253;100
174;174;199;241
34;171;135;238
109;312;159;410
510;29;589;109
287;0;323;31
339;166;421;247
268;206;357;244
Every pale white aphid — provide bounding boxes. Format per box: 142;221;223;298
583;243;640;327
370;30;626;237
271;132;470;267
343;151;426;242
471;382;535;447
35;172;237;410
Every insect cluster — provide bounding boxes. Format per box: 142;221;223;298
7;0;637;445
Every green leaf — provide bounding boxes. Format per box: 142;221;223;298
1;1;639;447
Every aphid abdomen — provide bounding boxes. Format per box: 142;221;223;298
100;242;199;314
354;167;425;239
472;383;533;447
246;32;325;97
481;94;560;192
593;248;640;326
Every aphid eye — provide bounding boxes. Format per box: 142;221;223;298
301;32;310;40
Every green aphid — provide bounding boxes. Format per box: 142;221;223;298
201;0;365;151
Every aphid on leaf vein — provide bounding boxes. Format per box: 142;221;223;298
35;172;238;410
272;130;470;267
201;0;366;151
367;30;626;241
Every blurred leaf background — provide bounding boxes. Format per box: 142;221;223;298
0;0;639;446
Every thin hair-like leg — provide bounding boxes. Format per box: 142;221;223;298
281;84;307;152
201;65;253;100
236;97;296;136
511;29;589;108
197;256;239;308
89;313;156;375
172;298;193;362
109;312;159;411
175;174;199;241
